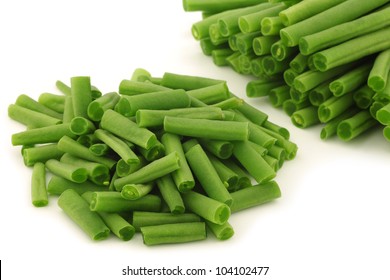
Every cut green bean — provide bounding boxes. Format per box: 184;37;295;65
280;0;388;47
57;135;116;169
137;140;165;162
250;56;266;77
290;86;308;103
337;111;378;141
283;68;299;87
100;109;157;150
263;119;290;140
60;153;110;186
115;89;190;117
234;31;261;54
70;76;92;118
8;104;62;128
212;49;235;66
90;85;102;99
23;144;64;167
118;80;169;96
238;53;256;74
161;72;224;90
89;143;110;157
58;189;110;240
186;83;229;105
376;102;390;125
313;27;390;72
156;175;185;214
47;176;105;195
353;85;376;109
308;81;333;107
329;62;372;97
318;93;355;123
183;0;269;13
114;152;180;191
200;38;229;56
45;159;88;183
226;51;242;73
56;80;71;96
82;192;135;241
185;144;233;205
87;92;120;121
283;99;310;116
299;6;390;55
291;106;320;128
198;138;233;159
246;79;285;97
206;221;234;241
253;36;279;56
69;117;95;135
207;152;239;190
260;16;284;36
116;156;146;178
370;101;387;119
141;222;206;246
320;108;359;140
181;191;230;225
121;183;154;200
15;94;63;119
132;211;200;231
161;133;195;192
62;96;74;123
38;93;65;113
258;126;298;160
233;140;276;183
230;181;281;213
383;126;390;142
262;55;290;76
212;97;243;110
289;53;308;74
209;23;228;45
89;192;161;212
270;40;298;62
31;162;48;207
368;49;390;92
164;116;249;141
222;159;252;190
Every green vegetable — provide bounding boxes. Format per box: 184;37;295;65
260;16;284;36
31;162;48;207
252;35;279;56
87;92;120;121
121;183;154;200
337;111;378;141
47;176;105;196
15;94;63;119
291;106;320;128
368;49;390;92
156;175;185;214
38;93;65;114
45;159;88;183
71;76;92;118
183;0;269;13
206;221;234;240
132;211;201;231
8;104;62;128
318;93;355;123
23;144;64;167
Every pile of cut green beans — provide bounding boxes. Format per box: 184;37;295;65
184;0;390;142
9;69;297;245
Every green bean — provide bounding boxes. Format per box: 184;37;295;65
38;93;65;113
230;181;281;213
69;117;95;136
270;40;299;62
47;176;105;196
56;80;71;96
140;222;206;246
132;211;200;231
209;23;228;45
100;109;157;150
22;144;64;167
283;68;299;87
368;49;390;92
161;72;224;90
233;140;276;183
58;189;110;240
212;49;235;66
31;162;48;207
87;92;120;121
70;76;92;118
291;106;320;128
198;138;233;159
206;221;234;240
183;0;269;13
289;53;308;74
15;94;63;119
89;192;161;213
308;81;333;107
262;119;290;140
222;159;252;190
121;183;154;200
207;152;239;190
318;93;355;123
337;111;378;141
156;175;185;214
118;80;169;96
260;16;284;36
320;108;359;140
200;38;229;56
258;126;298;160
253;35;279;56
181;191;230;225
246;79;285;97
46;159;88;183
116;156;146;178
261;55;290;76
137;140;165;162
62;96;74;123
8;104;62;128
353;85;376;109
114;152;180;191
12;124;75;146
283;99;310;116
81;192;135;241
186;83;230;105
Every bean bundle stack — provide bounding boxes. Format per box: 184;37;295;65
9;69;297;245
183;0;390;142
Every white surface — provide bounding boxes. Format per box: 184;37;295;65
1;1;389;280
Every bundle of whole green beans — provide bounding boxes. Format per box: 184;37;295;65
9;69;297;245
183;0;390;142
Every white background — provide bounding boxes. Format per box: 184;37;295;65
1;1;389;279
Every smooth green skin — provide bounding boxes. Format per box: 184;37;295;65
353;85;376;109
376;102;390;125
206;221;234;241
82;192;135;241
313;27;390;72
337;111;378;141
31;162;48;207
87;92;120;121
230;181;281;213
368;48;390;92
291;106;320;129
121;183;154;200
253;35;279;56
233;141;276;184
181;191;230;225
300;5;390;55
282;99;310;117
222;158;252;190
137;140;165;162
320;108;359;140
118;80;169;96
46;159;88;183
198;138;233;159
57;135;116;169
308;81;333;107
383;126;390;142
258;126;298;160
23;144;64;167
211;97;243;110
268;85;291;108
238;3;285;34
55;80;71;96
185;144;233;206
280;0;388;47
246;79;285;98
38;93;65;114
207;151;239;190
161;72;224;90
183;0;269;13
58;189;110;241
318;93;355;123
70;76;92;119
90;192;161;213
47;176;105;196
15;94;63;119
63;96;74;123
212;49;235;66
132;212;201;231
161;133;195;193
70;117;96;135
289;53;308;74
261;16;283;36
114;152;180;191
115;89;190;117
94;129;139;165
186;83;229;105
156;175;185;214
100;109;157;150
279;0;346;26
8;104;62;128
262;119;290;140
141;222;206;246
164;116;249;141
